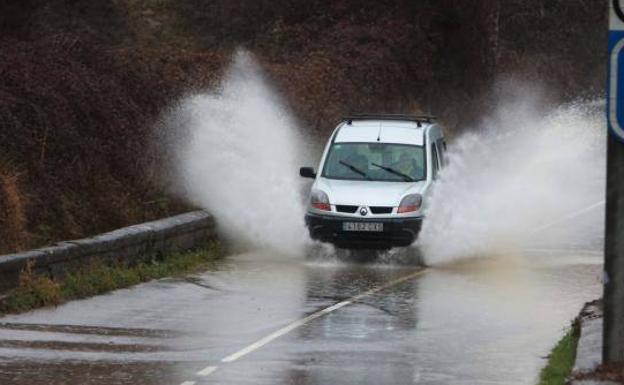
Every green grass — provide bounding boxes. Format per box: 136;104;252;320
0;241;223;314
538;324;580;385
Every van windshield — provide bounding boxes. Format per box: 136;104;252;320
322;142;426;182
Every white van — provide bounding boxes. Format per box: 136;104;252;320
300;114;446;250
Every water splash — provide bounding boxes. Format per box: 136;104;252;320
418;90;605;265
165;50;310;254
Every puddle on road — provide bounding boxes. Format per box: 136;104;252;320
405;252;601;385
205;250;602;385
0;249;603;385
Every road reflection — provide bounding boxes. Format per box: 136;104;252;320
0;250;603;385
275;262;422;385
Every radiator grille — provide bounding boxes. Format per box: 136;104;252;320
336;205;358;213
370;206;393;214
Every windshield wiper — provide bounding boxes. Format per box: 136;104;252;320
371;162;415;182
339;160;370;179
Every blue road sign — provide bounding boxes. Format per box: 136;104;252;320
609;0;624;142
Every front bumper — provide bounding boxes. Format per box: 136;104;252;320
305;212;423;249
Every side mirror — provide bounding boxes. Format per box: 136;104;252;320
299;167;316;179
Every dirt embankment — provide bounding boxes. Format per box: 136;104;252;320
0;0;606;253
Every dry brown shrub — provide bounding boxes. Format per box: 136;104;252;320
0;33;228;252
0;161;28;253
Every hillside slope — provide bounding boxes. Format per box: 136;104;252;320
0;0;606;253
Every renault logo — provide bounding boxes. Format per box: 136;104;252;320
359;207;368;216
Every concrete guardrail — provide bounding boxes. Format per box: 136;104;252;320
0;211;216;292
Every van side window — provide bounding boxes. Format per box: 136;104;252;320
431;143;439;179
436;139;446;167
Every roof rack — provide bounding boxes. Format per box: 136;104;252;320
342;113;437;126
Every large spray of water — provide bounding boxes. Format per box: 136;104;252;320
418;87;605;264
163;53;604;263
165;51;310;254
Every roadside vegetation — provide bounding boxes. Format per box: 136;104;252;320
0;0;605;254
0;242;223;314
537;322;580;385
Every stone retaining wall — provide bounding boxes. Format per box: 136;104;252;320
0;211;216;292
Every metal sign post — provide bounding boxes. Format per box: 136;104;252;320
605;0;624;364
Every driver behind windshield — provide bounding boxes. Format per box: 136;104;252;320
395;152;424;180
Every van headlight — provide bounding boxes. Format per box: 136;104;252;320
311;190;331;211
397;194;422;213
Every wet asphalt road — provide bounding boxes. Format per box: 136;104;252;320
0;249;602;385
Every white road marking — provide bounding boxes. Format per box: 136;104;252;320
196;365;218;376
174;268;426;385
221;268;426;363
529;200;605;234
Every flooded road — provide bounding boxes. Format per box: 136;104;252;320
0;249;602;385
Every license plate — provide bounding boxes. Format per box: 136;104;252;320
342;222;384;232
